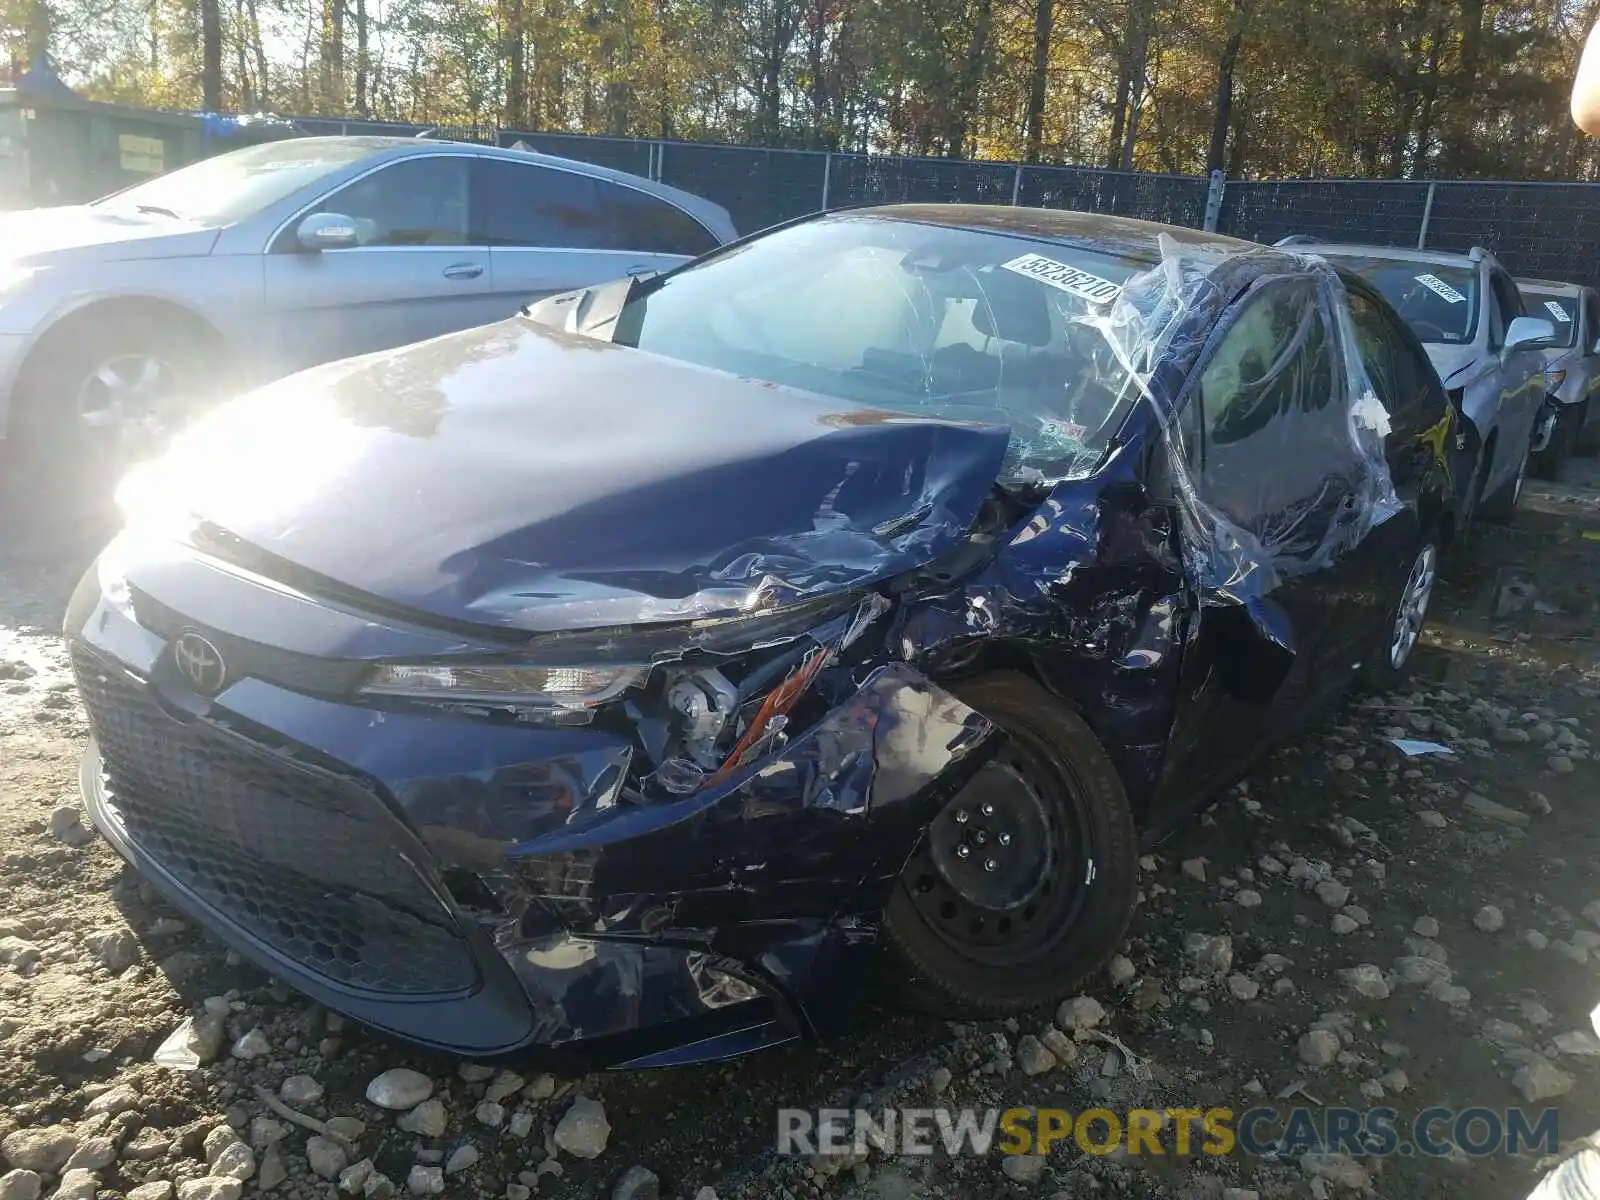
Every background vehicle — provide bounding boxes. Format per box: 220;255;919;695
70;207;1454;1065
1281;240;1553;531
0;136;736;471
1517;276;1600;473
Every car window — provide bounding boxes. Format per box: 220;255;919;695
611;214;1146;482
1194;278;1345;538
1524;291;1579;348
311;156;471;247
1323;255;1479;346
474;160;612;249
591;182;720;256
1346;290;1445;437
93;139;377;226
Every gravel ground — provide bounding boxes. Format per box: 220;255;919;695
2;461;1599;1200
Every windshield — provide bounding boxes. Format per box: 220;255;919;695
1524;291;1579;348
610;214;1148;481
1321;255;1479;345
91;140;376;226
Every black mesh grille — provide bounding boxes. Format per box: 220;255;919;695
71;644;475;995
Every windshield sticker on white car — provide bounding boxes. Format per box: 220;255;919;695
1002;254;1122;303
1545;301;1572;322
1414;273;1467;304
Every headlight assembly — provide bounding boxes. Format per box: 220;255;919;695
360;662;646;712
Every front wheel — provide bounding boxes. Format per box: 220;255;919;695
1479;441;1529;524
882;673;1137;1016
11;311;209;485
1530;404;1578;481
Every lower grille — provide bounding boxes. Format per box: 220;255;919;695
71;644;476;995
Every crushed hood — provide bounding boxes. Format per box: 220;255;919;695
1;206;219;264
125;319;1012;632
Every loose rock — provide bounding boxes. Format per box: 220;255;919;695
1055;995;1106;1032
1474;905;1506;933
0;1171;40;1200
1514;1057;1575;1103
230;1028;270;1060
1182;932;1233;973
0;1128;78;1174
1298;1029;1341;1068
257;1146;287;1192
612;1165;660;1200
1315;881;1351;908
1412;916;1441;938
1016;1035;1057;1076
175;1182;243;1200
306;1136;350;1180
1227;974;1260;1001
128;1185;175;1200
366;1069;434;1111
485;1071;525;1104
64;1138;114;1172
398;1099;447;1139
444;1145;479;1176
1337;964;1391;1000
405;1166;444;1196
1107;955;1137;986
1000;1154;1048;1184
553;1096;611;1160
280;1075;324;1106
53;1170;97;1200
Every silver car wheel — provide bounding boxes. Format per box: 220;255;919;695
1389;542;1437;670
75;353;177;447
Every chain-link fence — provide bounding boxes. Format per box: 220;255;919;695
280;115;1600;287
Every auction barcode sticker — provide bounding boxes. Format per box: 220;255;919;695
1545;301;1572;322
1002;254;1122;303
1415;273;1467;304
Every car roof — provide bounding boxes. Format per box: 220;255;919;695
1517;276;1585;297
858;203;1263;262
1287;241;1485;270
269;135;736;238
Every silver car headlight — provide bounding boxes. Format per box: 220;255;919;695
360;663;646;710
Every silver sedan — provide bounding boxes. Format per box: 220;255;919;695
0;136;736;471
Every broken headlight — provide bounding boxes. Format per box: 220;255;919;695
359;663;646;716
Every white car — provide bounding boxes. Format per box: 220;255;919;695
1517;277;1600;474
1284;241;1554;527
0;137;736;476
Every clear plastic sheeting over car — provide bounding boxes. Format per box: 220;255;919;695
1085;233;1403;608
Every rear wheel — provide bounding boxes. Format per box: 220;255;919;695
883;673;1137;1015
1360;538;1438;690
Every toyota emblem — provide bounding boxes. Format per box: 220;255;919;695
172;631;227;695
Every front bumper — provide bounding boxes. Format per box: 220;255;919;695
69;546;996;1068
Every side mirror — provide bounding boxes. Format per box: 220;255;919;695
296;211;360;252
1504;316;1556;357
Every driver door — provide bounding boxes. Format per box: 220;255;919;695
1156;276;1365;802
261;154;496;375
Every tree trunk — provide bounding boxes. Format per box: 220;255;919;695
1107;62;1130;168
1442;0;1483;175
234;0;250;107
805;0;829;147
200;0;223;110
246;0;268;108
1205;0;1243;176
320;0;345;113
1023;0;1054;163
353;0;369;116
944;0;994;157
1117;1;1150;170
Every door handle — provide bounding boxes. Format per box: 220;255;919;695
443;263;484;280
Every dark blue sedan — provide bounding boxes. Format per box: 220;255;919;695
67;205;1457;1068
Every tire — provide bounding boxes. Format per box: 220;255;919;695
10;308;210;486
1358;537;1438;691
1530;405;1578;480
882;672;1137;1016
1478;439;1529;524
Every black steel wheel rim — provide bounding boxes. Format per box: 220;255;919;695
900;732;1092;966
